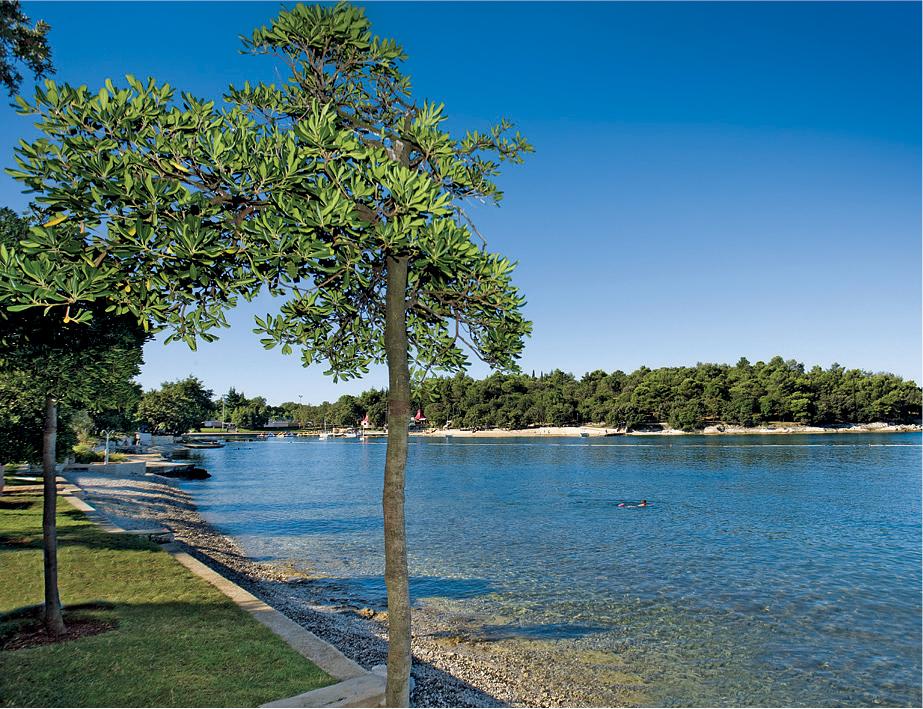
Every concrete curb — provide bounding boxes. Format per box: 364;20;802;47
60;492;385;708
261;673;388;708
163;543;368;681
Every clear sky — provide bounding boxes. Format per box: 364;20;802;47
3;2;920;404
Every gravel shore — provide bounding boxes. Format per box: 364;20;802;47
62;470;641;708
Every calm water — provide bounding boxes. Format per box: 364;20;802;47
180;434;922;707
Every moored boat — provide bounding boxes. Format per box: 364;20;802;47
184;439;225;449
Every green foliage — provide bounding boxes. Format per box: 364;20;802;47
136;377;215;436
404;357;920;430
0;369;75;464
218;388;285;429
0;0;53;95
278;390;380;429
71;443;125;464
0;1;532;381
0;208;146;463
69;410;95;443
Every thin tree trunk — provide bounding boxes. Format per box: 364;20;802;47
42;395;65;635
383;253;411;707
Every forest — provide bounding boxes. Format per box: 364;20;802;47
267;356;921;432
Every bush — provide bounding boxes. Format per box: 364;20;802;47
668;403;704;432
72;443;126;464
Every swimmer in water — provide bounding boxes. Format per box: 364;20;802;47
618;500;649;508
639;499;648;507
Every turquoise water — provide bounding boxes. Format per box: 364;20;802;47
180;434;921;706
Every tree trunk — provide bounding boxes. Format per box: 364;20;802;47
383;253;411;707
42;395;65;635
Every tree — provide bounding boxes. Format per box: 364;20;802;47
0;368;76;495
136;377;214;435
230;401;268;430
0;4;531;701
0;310;144;634
235;10;531;701
0;0;53;95
0;208;147;634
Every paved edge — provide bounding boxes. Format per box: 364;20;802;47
59;493;385;708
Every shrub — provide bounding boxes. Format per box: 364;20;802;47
72;443;126;464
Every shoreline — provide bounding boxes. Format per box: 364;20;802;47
414;422;921;438
61;470;643;708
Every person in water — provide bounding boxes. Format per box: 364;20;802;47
618;500;649;508
639;499;648;507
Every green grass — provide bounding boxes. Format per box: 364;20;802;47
2;476;41;487
0;495;334;706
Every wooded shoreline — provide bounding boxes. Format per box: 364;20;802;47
414;422;922;438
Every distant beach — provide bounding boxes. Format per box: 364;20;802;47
415;422;922;438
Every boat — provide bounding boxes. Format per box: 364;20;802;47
275;432;287;438
185;439;225;449
579;431;590;438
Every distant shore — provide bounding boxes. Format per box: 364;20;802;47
414;422;921;438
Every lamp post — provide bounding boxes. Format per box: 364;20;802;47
102;429;113;464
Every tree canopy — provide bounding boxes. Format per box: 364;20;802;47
1;5;532;380
263;357;920;433
406;357;921;431
0;207;148;457
0;0;52;95
0;4;532;702
0;369;75;465
136;377;215;436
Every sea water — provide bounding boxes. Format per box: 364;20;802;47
179;434;922;706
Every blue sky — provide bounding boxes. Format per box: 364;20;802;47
3;2;920;404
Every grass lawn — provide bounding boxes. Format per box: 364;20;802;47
0;495;334;707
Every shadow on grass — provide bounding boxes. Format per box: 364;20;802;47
0;600;116;623
0;602;119;651
0;505;164;555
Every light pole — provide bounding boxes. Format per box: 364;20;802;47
102;429;113;464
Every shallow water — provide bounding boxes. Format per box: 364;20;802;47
180;434;922;706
